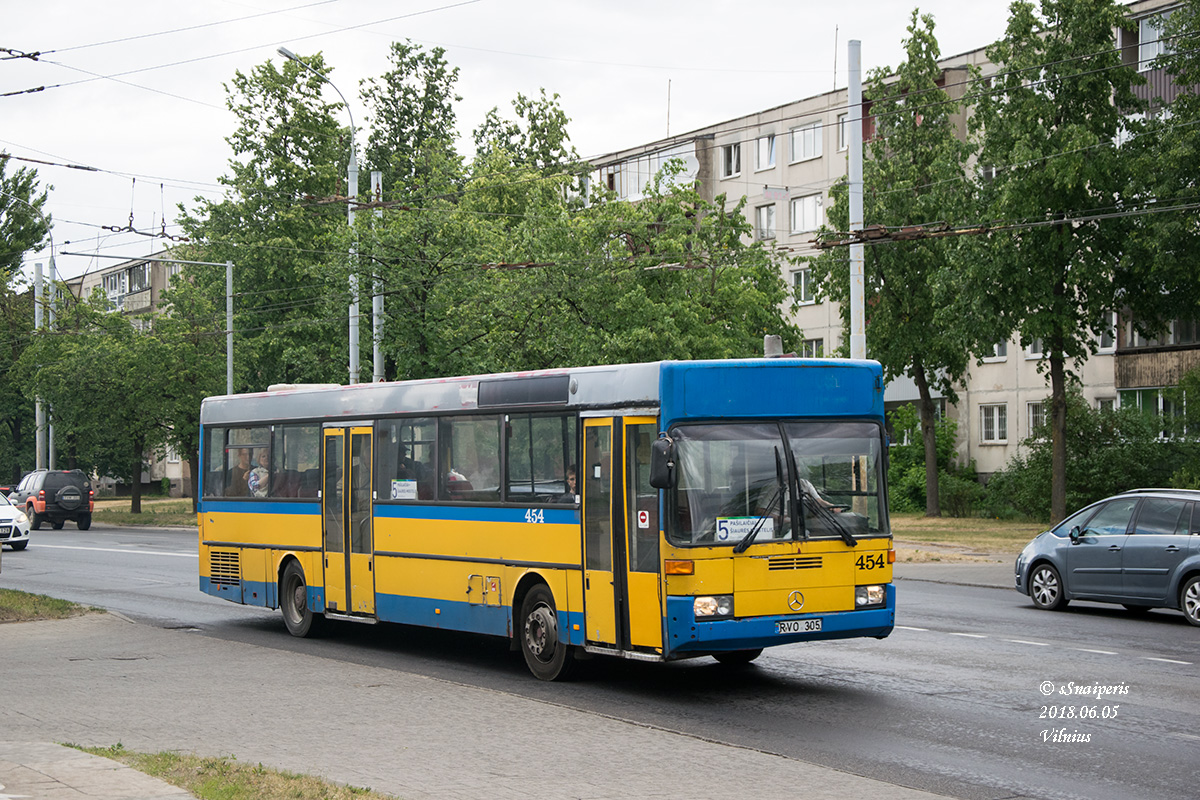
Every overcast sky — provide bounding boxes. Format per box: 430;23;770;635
5;0;1016;280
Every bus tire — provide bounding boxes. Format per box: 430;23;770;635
519;584;574;681
281;561;325;638
714;648;763;666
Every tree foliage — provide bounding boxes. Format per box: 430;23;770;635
360;40;464;201
0;155;51;281
0;157;49;481
19;293;170;512
178;53;350;389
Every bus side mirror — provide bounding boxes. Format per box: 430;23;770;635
649;437;675;489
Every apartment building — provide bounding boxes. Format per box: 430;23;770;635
590;0;1185;480
67;251;191;496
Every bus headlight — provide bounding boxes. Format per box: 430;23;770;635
694;595;734;619
855;585;885;607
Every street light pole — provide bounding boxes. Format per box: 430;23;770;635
277;46;360;384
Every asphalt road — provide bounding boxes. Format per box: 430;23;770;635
3;527;1197;800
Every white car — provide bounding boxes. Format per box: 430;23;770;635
0;493;31;551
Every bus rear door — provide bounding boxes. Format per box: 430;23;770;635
322;426;376;616
582;417;663;655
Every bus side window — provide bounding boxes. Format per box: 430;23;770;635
377;418;437;501
439;416;500;502
203;427;227;497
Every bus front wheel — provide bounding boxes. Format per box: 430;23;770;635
281;561;325;638
519;584;574;681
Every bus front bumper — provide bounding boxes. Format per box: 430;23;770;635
664;584;895;656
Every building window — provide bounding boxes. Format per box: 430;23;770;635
1097;311;1118;353
837;113;848;151
1027;401;1046;435
793;268;815;304
800;338;824;358
721;143;741;178
790;194;822;233
1174;319;1200;345
756;204;776;240
983;341;1007;362
755;135;775;171
790;121;823;162
1025;339;1044;359
980;404;1008;444
1139;14;1172;71
1097;397;1116;413
128;263;150;293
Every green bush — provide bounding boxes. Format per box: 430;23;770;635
886;404;982;517
986;389;1200;520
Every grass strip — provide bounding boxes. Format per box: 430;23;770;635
77;744;397;800
0;588;92;622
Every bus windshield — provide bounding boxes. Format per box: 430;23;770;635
667;420;888;547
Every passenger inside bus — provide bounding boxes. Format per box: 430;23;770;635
226;448;251;497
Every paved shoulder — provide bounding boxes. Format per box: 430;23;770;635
0;741;194;799
2;615;952;800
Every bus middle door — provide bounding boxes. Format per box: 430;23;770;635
322;426;376;616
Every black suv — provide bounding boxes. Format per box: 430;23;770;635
8;470;93;530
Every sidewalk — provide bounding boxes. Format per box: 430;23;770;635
0;741;193;799
1;614;955;800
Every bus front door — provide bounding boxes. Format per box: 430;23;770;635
582;417;664;654
322;426;376;616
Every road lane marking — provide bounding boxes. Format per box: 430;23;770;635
1005;639;1049;646
1143;657;1192;665
1075;648;1118;655
948;632;987;638
32;544;197;559
896;625;928;631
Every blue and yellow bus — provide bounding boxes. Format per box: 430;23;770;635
198;358;895;679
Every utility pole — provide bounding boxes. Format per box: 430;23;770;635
848;39;867;361
34;263;46;470
48;255;56;468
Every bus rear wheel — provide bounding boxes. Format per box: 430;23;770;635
519;584;574;681
281;561;325;638
714;648;763;666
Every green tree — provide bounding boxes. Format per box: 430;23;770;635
20;294;169;512
360;40;464;201
970;0;1141;523
811;11;975;516
178;53;350;389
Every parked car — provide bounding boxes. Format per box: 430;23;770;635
1015;489;1200;626
7;469;94;531
0;492;31;550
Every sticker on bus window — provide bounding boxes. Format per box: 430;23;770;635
391;479;418;500
715;516;775;542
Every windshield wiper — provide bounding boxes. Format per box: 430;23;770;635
780;435;806;541
733;447;784;554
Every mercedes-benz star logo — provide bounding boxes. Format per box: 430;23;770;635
787;590;805;611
